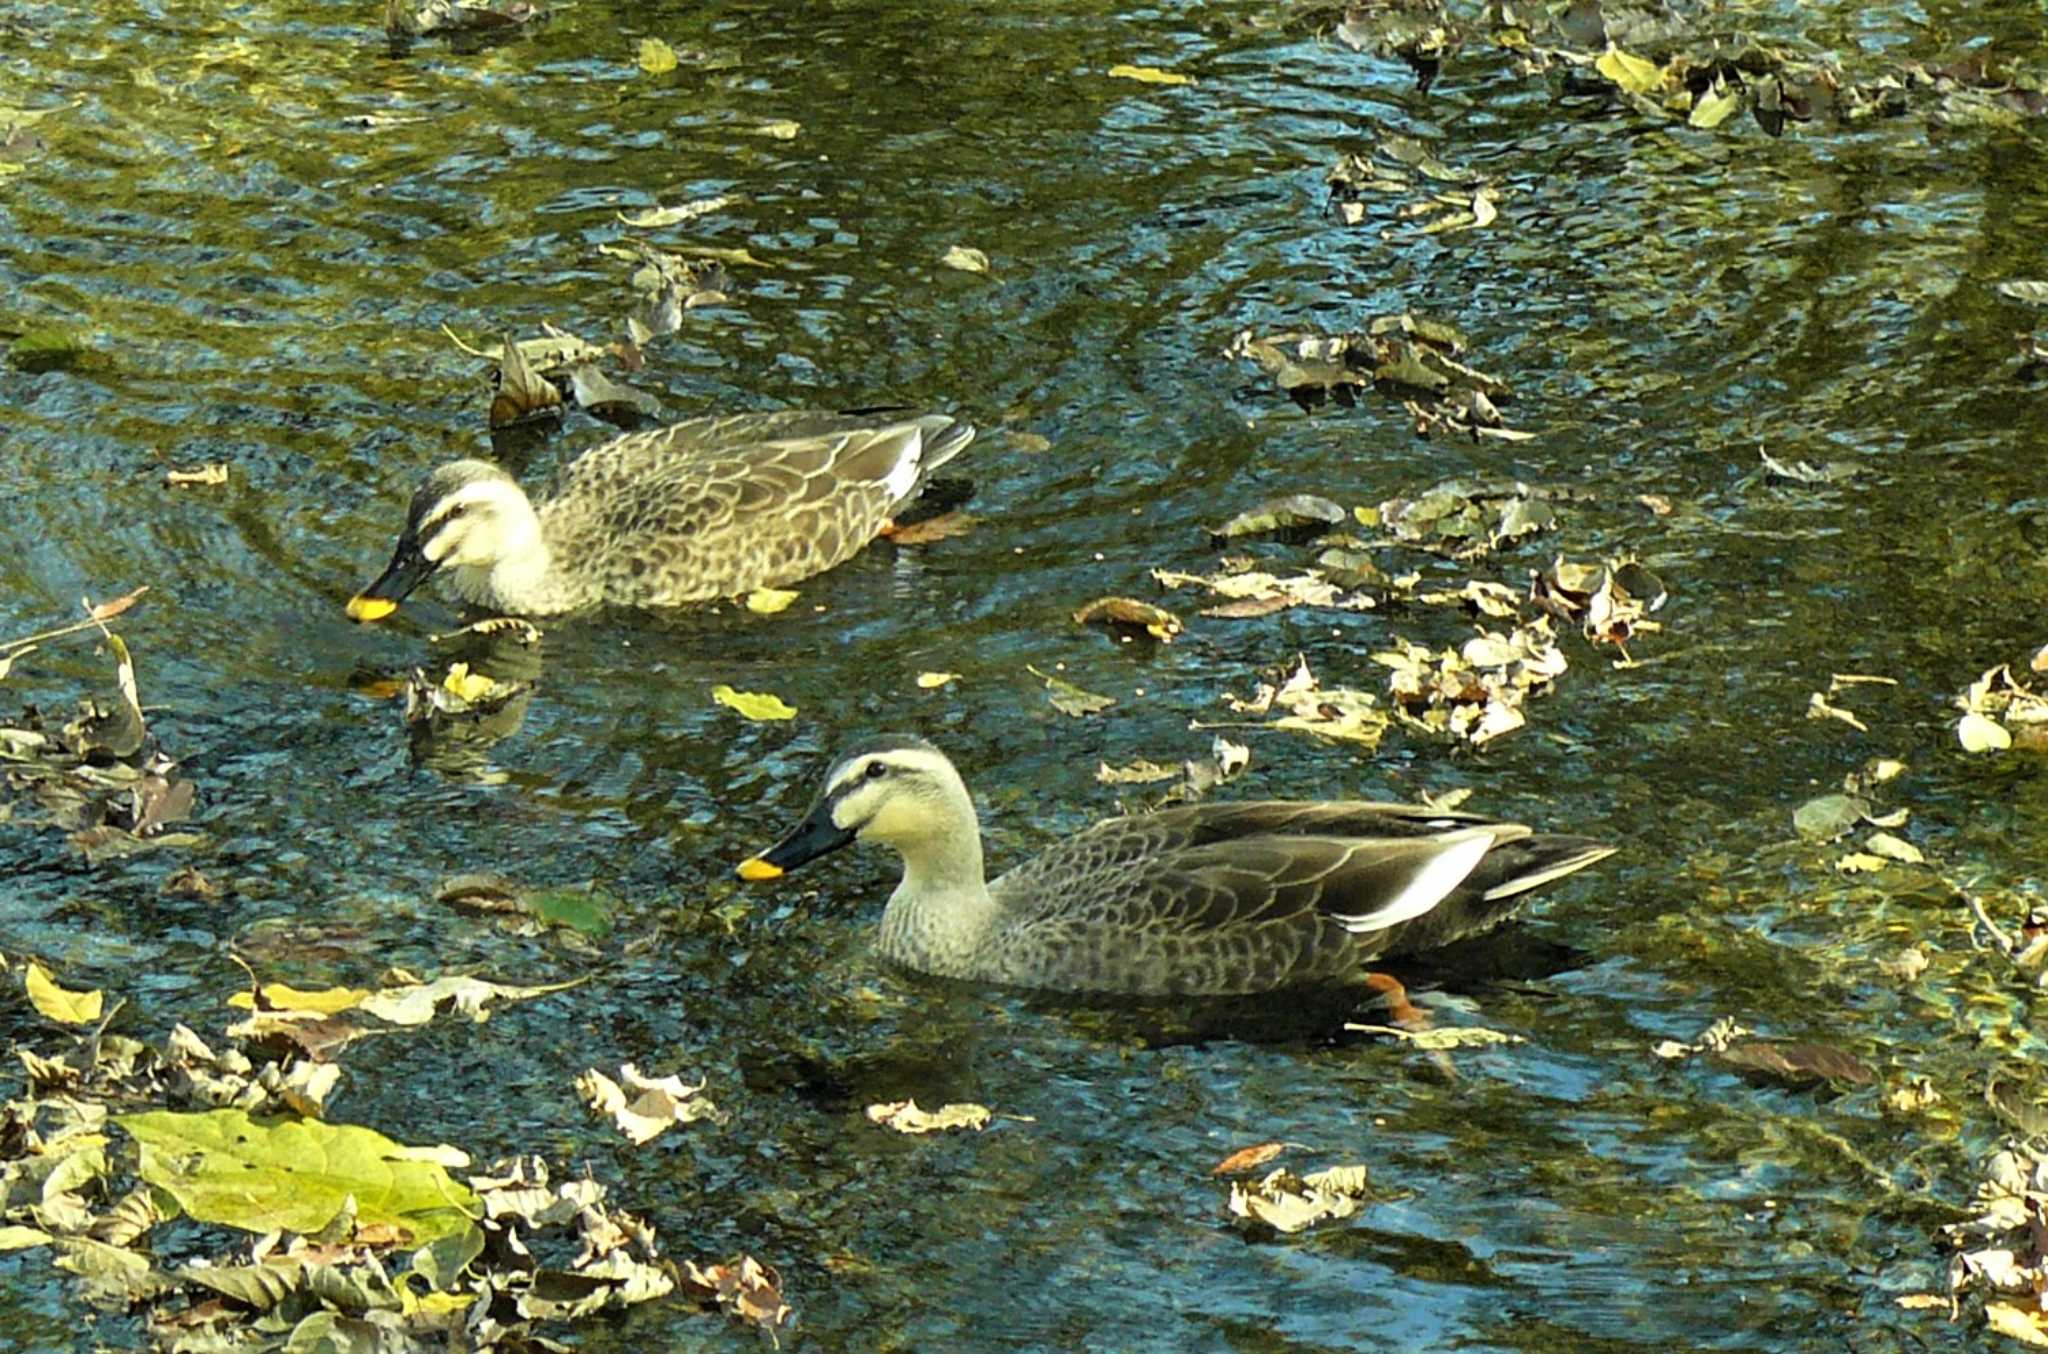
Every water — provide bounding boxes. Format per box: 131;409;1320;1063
4;0;2047;1347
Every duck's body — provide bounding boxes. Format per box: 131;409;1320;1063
347;410;974;620
738;737;1616;997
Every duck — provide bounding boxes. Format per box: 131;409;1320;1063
736;735;1616;996
345;409;974;620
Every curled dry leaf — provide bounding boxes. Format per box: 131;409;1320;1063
1072;596;1182;642
165;464;228;488
578;1065;723;1145
679;1255;791;1345
1227;1164;1376;1234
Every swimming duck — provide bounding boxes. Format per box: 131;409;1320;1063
736;736;1616;996
346;409;974;620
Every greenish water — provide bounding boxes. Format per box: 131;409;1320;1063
5;0;2048;1348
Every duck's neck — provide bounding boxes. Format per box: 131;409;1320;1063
875;790;1001;977
447;531;584;615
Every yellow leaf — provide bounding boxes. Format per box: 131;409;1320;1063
1594;44;1663;96
1958;711;2011;753
1108;64;1193;86
745;588;799;615
25;963;102;1024
637;37;677;74
1688;82;1742;129
1988;1303;2048;1348
916;671;958;689
712;684;796;721
440;663;496;702
225;982;372;1015
752;119;801;140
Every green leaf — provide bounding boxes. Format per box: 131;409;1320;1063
712;684;797;721
117;1109;479;1246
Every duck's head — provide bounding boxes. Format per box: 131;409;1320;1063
737;735;969;880
346;461;539;622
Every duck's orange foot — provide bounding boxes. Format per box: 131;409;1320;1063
1360;972;1428;1031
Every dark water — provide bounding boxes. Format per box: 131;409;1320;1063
5;0;2048;1348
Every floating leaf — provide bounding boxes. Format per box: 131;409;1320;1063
865;1099;991;1134
916;671;958;689
1595;44;1663;96
617;194;735;229
1997;280;2048;307
712;684;797;721
165;463;228;487
1226;1165;1374;1233
1108;64;1193;86
119;1108;478;1245
226;982;372;1015
25;963;103;1025
745;588;799;615
1346;1023;1522;1050
1208;494;1347;542
1959;711;2012;753
751;119;801;140
1211;1142;1286;1176
579;1065;723;1145
638;37;677;73
1072;596;1182;642
1688;81;1743;129
939;245;989;274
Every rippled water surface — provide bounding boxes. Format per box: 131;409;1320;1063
6;0;2048;1348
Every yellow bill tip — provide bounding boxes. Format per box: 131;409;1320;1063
346;594;399;623
736;858;783;882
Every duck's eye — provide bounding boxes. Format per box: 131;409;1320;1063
864;761;888;781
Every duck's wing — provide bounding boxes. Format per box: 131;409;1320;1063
541;413;974;600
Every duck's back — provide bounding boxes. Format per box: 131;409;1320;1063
539;411;971;605
977;801;1529;996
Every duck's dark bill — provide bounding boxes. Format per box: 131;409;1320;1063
735;804;856;881
345;539;437;622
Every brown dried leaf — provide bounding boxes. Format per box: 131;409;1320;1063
1211;1142;1286;1176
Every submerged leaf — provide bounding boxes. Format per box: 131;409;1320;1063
1027;665;1115;717
1108;64;1193;86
